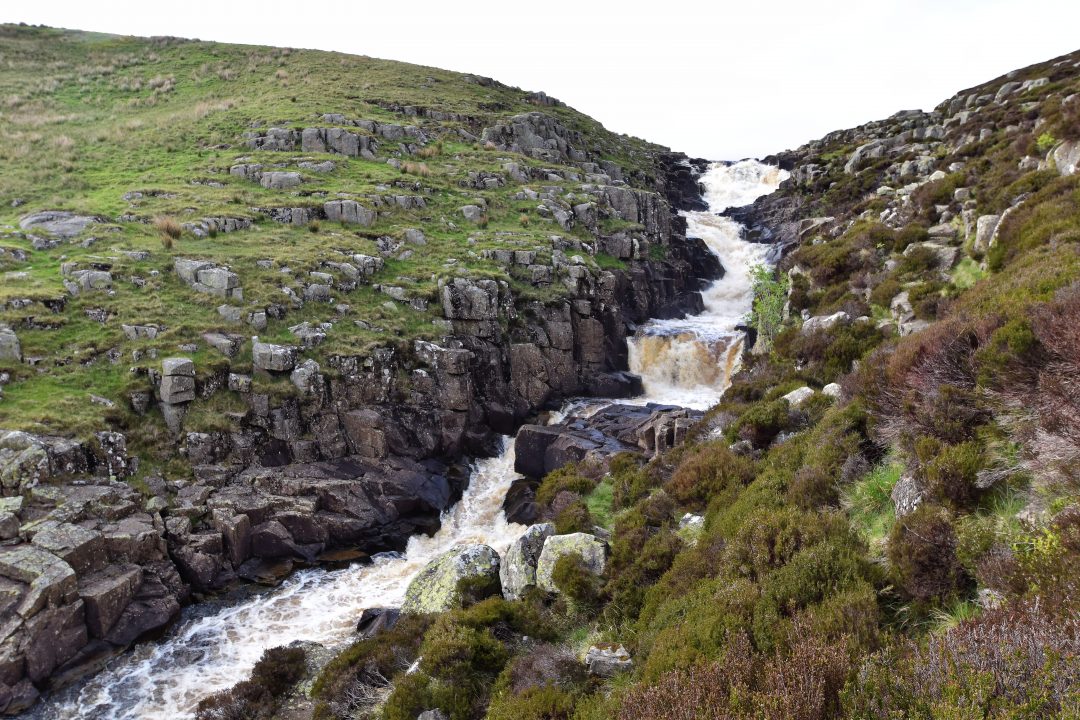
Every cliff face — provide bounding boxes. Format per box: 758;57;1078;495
0;26;723;710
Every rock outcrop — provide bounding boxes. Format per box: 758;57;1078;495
401;544;501;614
499;523;554;600
535;533;607;593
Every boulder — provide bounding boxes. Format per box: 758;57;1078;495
355;607;400;639
584;643;632;677
260;171;302;190
401;544;500;614
500;523;555;600
1052;139;1080;176
782;386;815;407
159;357;195;404
30;521;106;574
0;326;20;363
535;533;606;593
202;332;243;357
440;278;500;321
460;205;485;223
974;214;1001;253
821;383;842;398
891;473;923;518
77;564;142;638
19;211;97;238
252;341;297;373
801;311;849;335
324;200;375;226
0;544;77;617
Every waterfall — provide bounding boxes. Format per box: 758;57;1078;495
36;159;784;719
628;160;788;409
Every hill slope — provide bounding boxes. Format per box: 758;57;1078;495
294;46;1080;720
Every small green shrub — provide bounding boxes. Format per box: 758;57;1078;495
535;465;594;507
749;264;789;351
728;398;792;448
665;441;755;507
552;552;602;608
887;503;965;605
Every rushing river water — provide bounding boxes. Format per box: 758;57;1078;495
37;159;785;719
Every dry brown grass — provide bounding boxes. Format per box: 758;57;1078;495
154;215;182;241
400;161;431;177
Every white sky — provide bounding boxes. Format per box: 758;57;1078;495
5;1;1080;160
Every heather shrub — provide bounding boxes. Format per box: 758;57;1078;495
624;625;852;720
886;503;966;604
665;441;755;507
312;614;432;720
551;552;602;608
843;601;1080;718
723;506;843;582
918;438;984;508
608;452;655;509
552;499;592;534
535;465;593;507
752;538;871;651
485;684;576;720
728;398;792;448
197;645;307;720
637;577;759;681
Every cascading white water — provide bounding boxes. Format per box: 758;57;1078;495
628;160;788;409
37;159;784;720
43;447;526;720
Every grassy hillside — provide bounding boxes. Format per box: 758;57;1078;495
0;24;668;447
290;48;1080;720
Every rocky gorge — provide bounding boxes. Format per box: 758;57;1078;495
0;26;735;715
2;22;1079;720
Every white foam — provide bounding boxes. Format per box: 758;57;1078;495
628;160;788;409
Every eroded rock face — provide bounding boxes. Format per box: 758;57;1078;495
500;523;554;600
514;403;700;478
401;544;500;614
535;533;607;593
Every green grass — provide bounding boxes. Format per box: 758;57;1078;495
950;257;988;290
842;458;902;554
0;23;683;455
585;479;614;529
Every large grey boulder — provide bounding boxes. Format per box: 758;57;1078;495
0;325;21;362
401;544;500;614
891;473;924;518
974;214;1001;254
782;386;815;408
77;564;142;638
252;340;297;373
260;171;302;190
1053;139;1080;176
460;205;485;223
174;259;242;300
159;357;195;404
535;533;607;593
324;200;375;226
440;278;500;321
500;523;555;600
801;311;850;335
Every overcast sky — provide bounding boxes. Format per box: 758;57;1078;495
6;1;1080;159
